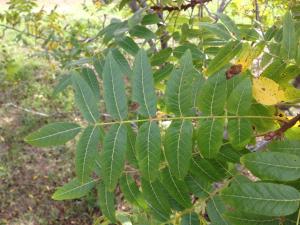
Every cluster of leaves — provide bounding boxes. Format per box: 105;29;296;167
25;1;300;224
0;0;103;66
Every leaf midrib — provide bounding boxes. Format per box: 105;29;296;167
29;126;80;141
81;126;97;183
109;124;122;188
243;159;300;170
222;194;300;202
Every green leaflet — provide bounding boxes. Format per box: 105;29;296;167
141;14;161;25
217;13;241;39
72;73;100;123
128;9;144;29
249;103;276;133
136;121;161;181
25;122;81;147
261;59;286;81
101;124;127;191
93;55;104;79
81;67;100;99
111;48;132;77
207;196;229;225
297;43;300;64
241;152;300;182
165;50;194;116
192;70;205;110
160;168;192;208
198;71;227;115
190;156;226;182
227;118;252;150
97;181;116;223
52;178;96;200
103;51;128;120
117;36;139;56
239;27;260;41
185;173;212;198
200;22;232;40
217;144;243;163
119;174;147;209
151;47;172;66
268;140;300;157
224;211;280;225
164;120;193;179
180;212;200;225
141;178;171;221
53;73;72;96
132;49;157;117
206;41;243;76
129;25;156;40
101;21;126;43
227;78;252;115
94;153;102;177
118;0;131;10
221;182;300;216
197;118;224;158
75;125;101;183
264;25;277;41
173;44;204;60
126;125;138;168
153;63;174;83
226;73;246;98
281;11;297;60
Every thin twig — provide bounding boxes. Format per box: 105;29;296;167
151;0;212;12
4;103;49;117
0;24;47;41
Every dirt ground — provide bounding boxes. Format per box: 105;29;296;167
0;106;100;225
0;55;100;224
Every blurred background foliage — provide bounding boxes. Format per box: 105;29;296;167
0;0;299;224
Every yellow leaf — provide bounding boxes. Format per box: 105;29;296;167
252;77;287;105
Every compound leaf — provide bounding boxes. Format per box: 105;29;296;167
101;124;127;191
120;174;147;209
160;167;192;208
25;122;81;147
136;122;161;181
197;118;224;158
103;51;128;120
241;152;300;182
132;49;157;117
52;178;96;200
281;11;297;60
227;78;252;115
198;72;227;115
98;181;116;223
76;125;101;183
206;41;243;76
164;120;193;179
165;50;194;116
221;182;300;216
180;212;200;225
72;73;100;123
228;118;252;150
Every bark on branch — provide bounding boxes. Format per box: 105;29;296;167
264;114;300;141
151;0;212;12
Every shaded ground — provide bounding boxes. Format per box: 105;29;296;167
0;56;99;224
0;141;95;225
